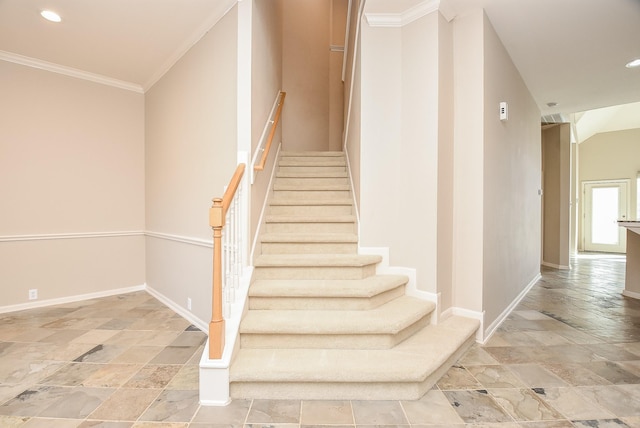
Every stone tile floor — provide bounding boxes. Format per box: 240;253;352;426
1;253;640;427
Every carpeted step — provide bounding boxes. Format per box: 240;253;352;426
239;297;434;349
253;254;381;280
268;199;354;216
248;275;408;310
230;316;480;400
260;233;358;254
264;215;356;234
280;151;344;157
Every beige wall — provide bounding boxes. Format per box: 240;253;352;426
250;0;284;254
0;61;145;307
344;0;362;209
542;124;571;268
436;13;455;311
452;10;485;313
481;12;541;330
281;0;346;151
145;6;238;323
578;128;640;234
329;0;347;152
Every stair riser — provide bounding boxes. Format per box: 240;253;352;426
278;166;347;174
261;242;357;255
248;286;406;311
253;265;377;280
273;191;351;200
275;177;350;186
268;205;353;216
265;222;356;234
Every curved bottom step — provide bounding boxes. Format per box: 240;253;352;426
230;316;479;400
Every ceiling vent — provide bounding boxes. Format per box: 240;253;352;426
541;113;569;124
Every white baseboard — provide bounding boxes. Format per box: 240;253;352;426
541;261;570;270
622;289;640;300
481;272;542;344
0;284;146;314
145;285;208;332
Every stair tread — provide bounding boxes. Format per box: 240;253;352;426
231;316;479;383
281;151;344;157
240;297;434;335
249;275;408;298
279;160;346;167
276;171;348;178
254;254;382;267
261;233;358;243
273;184;351;191
265;215;356;223
269;198;353;206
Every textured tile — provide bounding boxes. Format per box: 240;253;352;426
351;400;407;425
507;365;569;388
531;387;614;420
166;364;199;390
300;400;353;425
576;385;640;417
22;418;82;427
442;390;512;423
138;389;199;422
571;419;631;428
123;365;180;389
89;388;161;421
401;389;464;425
541;363;612;387
191;398;251;424
487;388;563;421
246;399;301;423
38;386;114;418
466;365;527;389
437;365;483;390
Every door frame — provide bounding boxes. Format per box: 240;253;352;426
581;179;630;253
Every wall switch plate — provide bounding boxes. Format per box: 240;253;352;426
28;289;38;300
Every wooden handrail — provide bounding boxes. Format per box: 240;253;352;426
254;91;286;171
209;163;246;359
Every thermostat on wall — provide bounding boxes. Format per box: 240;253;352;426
499;102;508;121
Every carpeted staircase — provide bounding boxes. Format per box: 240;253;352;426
229;151;479;400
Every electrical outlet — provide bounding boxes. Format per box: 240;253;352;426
187;298;192;310
29;289;38;300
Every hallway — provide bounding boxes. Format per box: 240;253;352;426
1;255;639;427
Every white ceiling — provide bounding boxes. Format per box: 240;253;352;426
1;0;639;118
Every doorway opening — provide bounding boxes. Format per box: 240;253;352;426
582;179;630;253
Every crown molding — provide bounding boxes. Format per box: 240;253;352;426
0;50;144;93
365;0;442;28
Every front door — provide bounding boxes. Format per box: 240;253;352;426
583;180;629;253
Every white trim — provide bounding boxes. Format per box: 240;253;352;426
0;231;144;243
344;148;361;224
143;0;238;91
541;261;570;270
623;289;640;300
145;231;213;248
481;272;542;344
365;0;440;28
145;285;208;332
0;50;143;93
342;0;366;154
0;284;146;314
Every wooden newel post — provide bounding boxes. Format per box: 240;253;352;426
209;197;225;359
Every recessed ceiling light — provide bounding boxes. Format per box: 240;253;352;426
546;102;558;107
40;10;61;23
626;58;640;68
